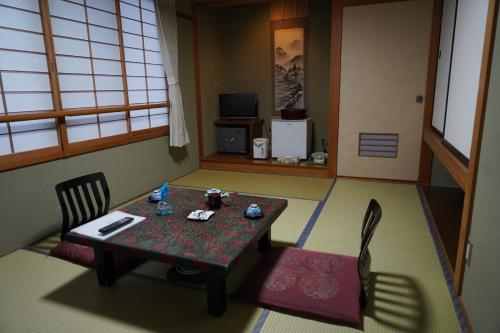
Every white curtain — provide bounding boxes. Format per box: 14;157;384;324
155;0;190;147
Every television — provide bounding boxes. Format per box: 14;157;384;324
219;93;258;119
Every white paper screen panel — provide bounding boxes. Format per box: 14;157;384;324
95;76;123;91
0;0;40;12
147;77;166;90
50;0;124;112
121;17;142;34
93;59;122;75
97;91;125;106
61;92;95;109
2;72;51;92
123;0;139;6
66;114;99;143
5;93;53;112
87;0;116;13
444;0;489;158
9;119;59;153
91;43;120;60
126;62;146;76
120;0;167;131
0;6;43;32
56;56;92;74
125;48;144;62
141;8;156;24
0;28;45;52
146;64;164;77
127;77;147;90
48;0;86;22
123;33;143;48
142;23;158;38
51;18;88;39
145;51;162;64
432;0;456;133
141;0;155;11
87;8;117;29
67;123;99;143
58;74;94;91
0;4;61;156
0;51;48;72
143;37;160;51
120;2;141;20
131;116;149;131
150;114;168;128
89;25;119;45
53;37;90;57
129;90;147;104
99;112;127;137
0;134;11;155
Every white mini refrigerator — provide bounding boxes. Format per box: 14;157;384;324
271;118;312;159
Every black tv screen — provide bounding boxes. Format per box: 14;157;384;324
219;93;258;119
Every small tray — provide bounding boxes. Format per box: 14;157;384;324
187;210;215;221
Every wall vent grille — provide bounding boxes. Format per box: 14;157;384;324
359;133;398;158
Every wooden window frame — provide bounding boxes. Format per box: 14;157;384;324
0;0;170;172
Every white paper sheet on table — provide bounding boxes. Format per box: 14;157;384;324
71;211;146;240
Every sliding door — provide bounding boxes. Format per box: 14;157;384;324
443;0;489;158
432;0;457;134
337;0;433;181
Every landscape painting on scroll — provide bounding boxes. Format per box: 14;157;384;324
273;26;305;111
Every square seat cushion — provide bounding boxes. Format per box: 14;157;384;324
237;247;362;325
50;241;142;275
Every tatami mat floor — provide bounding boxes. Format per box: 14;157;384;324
1;171;461;332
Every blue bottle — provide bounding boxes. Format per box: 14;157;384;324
156;182;174;216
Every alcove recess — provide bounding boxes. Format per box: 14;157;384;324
193;0;331;177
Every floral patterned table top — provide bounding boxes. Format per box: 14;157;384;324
66;187;288;273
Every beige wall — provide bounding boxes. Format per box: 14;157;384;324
219;3;272;139
462;17;500;332
197;0;331;155
337;0;433;180
198;8;224;155
0;3;199;256
307;0;331;152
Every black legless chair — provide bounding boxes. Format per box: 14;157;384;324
50;172;142;273
236;199;382;326
358;199;382;309
55;172;110;242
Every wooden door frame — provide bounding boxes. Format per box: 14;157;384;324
329;0;499;296
418;0;499;295
327;0;420;178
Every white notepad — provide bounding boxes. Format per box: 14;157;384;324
71;211;146;240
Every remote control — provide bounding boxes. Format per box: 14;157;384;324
98;217;134;235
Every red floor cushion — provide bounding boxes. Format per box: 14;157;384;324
50;241;142;275
237;247;363;325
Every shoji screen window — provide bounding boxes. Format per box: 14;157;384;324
48;0;127;143
0;1;60;155
120;0;168;131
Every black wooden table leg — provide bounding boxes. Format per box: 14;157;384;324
94;248;116;286
207;273;226;316
258;229;271;253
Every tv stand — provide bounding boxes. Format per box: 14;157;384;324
214;119;264;156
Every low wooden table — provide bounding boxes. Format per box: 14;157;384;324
66;187;287;316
